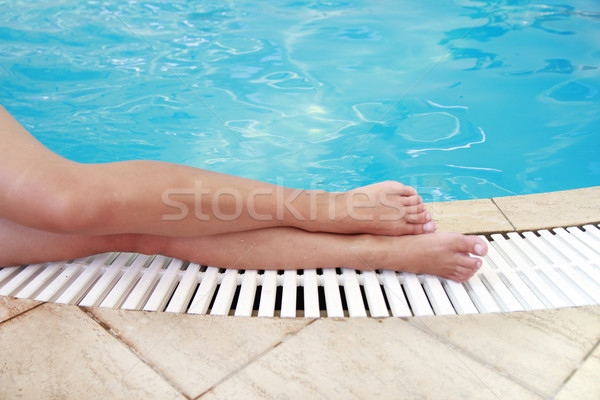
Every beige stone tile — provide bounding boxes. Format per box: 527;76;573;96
409;306;600;397
555;342;600;400
0;303;184;400
88;308;311;399
493;186;600;230
203;318;542;400
0;295;41;323
427;198;513;234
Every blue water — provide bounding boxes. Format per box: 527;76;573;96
1;0;599;201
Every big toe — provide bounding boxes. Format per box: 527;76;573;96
453;234;487;257
406;209;431;224
472;237;488;257
401;220;435;235
423;220;436;233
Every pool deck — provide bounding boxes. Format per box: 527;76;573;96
1;187;599;399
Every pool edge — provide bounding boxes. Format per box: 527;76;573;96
428;186;600;235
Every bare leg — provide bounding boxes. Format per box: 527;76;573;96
162;228;487;282
0;105;434;238
0;217;486;282
0;217;148;267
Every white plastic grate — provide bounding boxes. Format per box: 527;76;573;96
1;225;599;318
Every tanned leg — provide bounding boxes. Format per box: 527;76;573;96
0;217;147;267
0;216;487;283
0;105;434;238
160;228;487;283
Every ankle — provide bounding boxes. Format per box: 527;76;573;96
346;234;384;270
288;189;335;231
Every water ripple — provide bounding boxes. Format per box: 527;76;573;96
0;0;598;199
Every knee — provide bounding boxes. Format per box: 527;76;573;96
17;164;107;234
32;181;101;233
1;157;110;234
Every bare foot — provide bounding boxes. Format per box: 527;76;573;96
360;232;488;282
300;181;436;236
337;181;435;235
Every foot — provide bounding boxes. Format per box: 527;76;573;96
312;181;435;236
360;232;488;282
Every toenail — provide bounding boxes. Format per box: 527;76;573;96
423;221;434;232
425;212;431;220
474;243;484;256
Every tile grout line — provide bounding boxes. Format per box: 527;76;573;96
490;187;600;233
80;307;192;400
549;337;600;399
490;197;518;232
406;317;551;399
0;300;46;325
193;317;319;399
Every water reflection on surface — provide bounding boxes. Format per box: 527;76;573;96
0;0;598;200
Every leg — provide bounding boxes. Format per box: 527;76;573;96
0;106;434;238
0;216;158;267
160;228;487;282
0;213;487;283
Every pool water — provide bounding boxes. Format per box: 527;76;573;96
1;0;599;201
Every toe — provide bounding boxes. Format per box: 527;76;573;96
471;237;488;256
404;204;431;219
449;267;476;283
454;235;488;257
474;241;487;257
398;184;418;197
457;253;482;272
398;223;424;235
449;257;481;282
423;220;436;233
400;195;422;207
396;219;435;235
406;210;431;224
403;220;434;235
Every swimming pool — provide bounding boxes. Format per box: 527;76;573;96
1;0;599;201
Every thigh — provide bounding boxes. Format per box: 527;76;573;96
0;217;139;267
0;106;73;218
